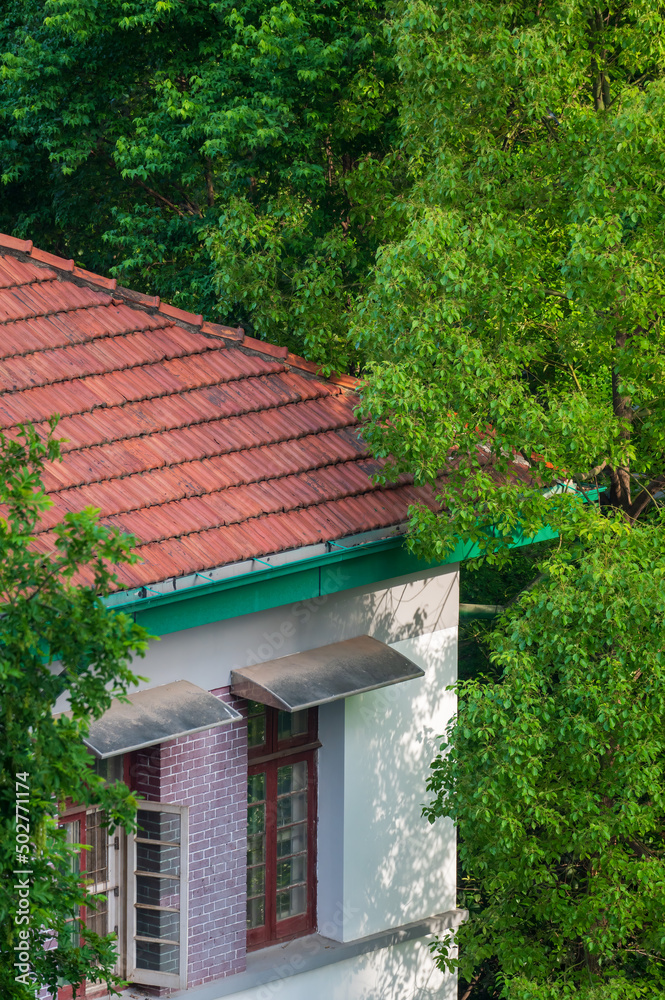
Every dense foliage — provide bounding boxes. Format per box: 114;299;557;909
348;1;665;995
428;526;665;997
355;0;665;557
0;427;149;997
0;0;400;369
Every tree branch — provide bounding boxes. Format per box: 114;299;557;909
626;475;665;521
610;330;632;512
506;572;546;606
205;156;215;207
132;177;186;216
460;970;483;1000
578;460;607;481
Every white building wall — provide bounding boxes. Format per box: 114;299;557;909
316;627;456;943
341;629;457;940
183;936;456;1000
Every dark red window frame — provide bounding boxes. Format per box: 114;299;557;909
56;754;129;1000
247;704;318;950
56;808;87;1000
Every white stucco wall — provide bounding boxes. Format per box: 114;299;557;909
113;563;457;692
194;936;456;1000
53;563;458;715
316;628;457;943
345;629;456;939
126;562;459;947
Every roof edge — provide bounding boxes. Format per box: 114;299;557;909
105;529;412;614
104;523;560;623
0;233;363;389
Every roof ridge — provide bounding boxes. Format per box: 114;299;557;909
0;233;363;390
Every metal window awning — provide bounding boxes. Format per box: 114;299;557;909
84;680;242;758
230;634;424;712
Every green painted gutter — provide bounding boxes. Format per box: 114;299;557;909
108;525;559;638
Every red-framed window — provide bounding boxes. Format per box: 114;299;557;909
56;756;126;1000
246;702;318;949
57;806;120;1000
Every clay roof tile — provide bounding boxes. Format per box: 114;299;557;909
0;234;431;588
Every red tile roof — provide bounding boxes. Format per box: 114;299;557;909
0;235;433;590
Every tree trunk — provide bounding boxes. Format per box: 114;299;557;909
608;331;632;514
205;157;215;207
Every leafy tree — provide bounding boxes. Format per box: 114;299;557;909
458;542;555;683
355;0;665;556
426;525;665;997
0;425;149;997
350;0;665;994
0;0;402;370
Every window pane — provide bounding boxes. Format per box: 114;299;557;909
136;875;180;907
276;855;307;890
137;841;181;876
247;758;268;933
277;709;308;741
247;702;266;748
86;893;108;938
63;820;81;876
277;791;307;827
247;833;265;867
85;811;109;887
277;761;307;796
248;772;266;804
136;907;180;941
248;803;265;836
277;822;307;859
136;939;179;974
247;865;265;897
137;810;181;843
93;755;123;785
247;896;265;929
276;885;307;921
246;738;315;941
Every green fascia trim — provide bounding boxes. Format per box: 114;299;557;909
110;524;558;638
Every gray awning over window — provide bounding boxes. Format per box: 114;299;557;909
84;680;242;758
230;635;424;712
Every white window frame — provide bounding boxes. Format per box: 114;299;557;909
125;801;189;990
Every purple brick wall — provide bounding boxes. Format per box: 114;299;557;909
132;686;248;988
130;743;161;799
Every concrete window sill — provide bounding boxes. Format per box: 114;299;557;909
163;908;467;1000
